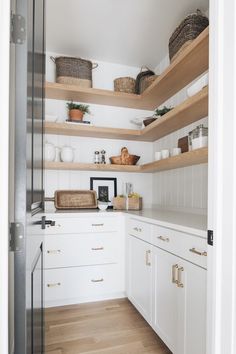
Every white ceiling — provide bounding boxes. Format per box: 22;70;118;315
46;0;209;69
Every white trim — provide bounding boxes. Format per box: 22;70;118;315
0;1;10;354
208;0;236;353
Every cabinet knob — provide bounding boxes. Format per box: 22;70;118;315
145;250;151;266
172;264;178;284
189;248;207;256
157;236;170;242
133;227;142;232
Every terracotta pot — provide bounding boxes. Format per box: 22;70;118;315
69;109;84;121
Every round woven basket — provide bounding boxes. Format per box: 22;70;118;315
114;77;136;94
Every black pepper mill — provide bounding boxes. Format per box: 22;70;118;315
100;150;106;164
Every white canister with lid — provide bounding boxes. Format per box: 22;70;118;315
192;124;208;150
60;146;75;162
45;142;56;161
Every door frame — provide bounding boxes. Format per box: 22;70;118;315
207;0;236;353
0;1;10;354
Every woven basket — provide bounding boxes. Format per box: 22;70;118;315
140;75;158;93
113;196;142;210
169;10;209;62
53;190;98;209
51;56;98;87
135;67;156;94
114;77;136;94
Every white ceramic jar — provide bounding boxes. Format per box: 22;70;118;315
60;146;75;162
45;142;56;162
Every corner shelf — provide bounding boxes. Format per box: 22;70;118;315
45;148;208;173
45;27;209;110
45;87;208;142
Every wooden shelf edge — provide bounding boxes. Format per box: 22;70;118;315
44;148;208;173
45;27;209;111
141;148;208;173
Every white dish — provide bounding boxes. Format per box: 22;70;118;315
98;203;109;211
187;73;208;97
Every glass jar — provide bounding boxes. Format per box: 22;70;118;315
191;124;208;150
94;151;100;164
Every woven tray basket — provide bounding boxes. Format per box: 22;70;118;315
52;190;98;209
114;77;136;94
51;56;98;87
169;10;209;62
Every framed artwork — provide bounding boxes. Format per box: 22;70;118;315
90;177;117;209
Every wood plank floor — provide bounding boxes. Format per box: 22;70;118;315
45;298;172;354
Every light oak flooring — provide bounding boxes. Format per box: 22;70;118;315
45;298;172;354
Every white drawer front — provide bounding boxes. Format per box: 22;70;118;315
152;225;207;268
44;216;119;235
45;264;125;305
44;233;119;268
128;218;152;243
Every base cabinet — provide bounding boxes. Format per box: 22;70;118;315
152;246;207;354
127;235;152;324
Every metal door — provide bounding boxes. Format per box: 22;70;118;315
11;0;45;353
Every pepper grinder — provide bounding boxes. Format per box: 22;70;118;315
94;151;100;164
100;150;106;164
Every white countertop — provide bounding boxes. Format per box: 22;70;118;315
43;206;207;238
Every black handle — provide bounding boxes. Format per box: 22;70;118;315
35;216;55;229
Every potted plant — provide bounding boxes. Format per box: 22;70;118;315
97;196;110;211
66;101;91;121
154;106;173;117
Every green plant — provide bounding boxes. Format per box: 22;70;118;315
66;101;91;114
97;196;110;203
154;106;172;117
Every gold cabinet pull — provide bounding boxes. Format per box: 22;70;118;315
172;264;178;284
177;267;184;288
189;248;207;256
47;282;61;288
157;236;170;242
91;247;104;251
145;250;151;266
91;278;104;283
47;250;61;254
92;223;104;227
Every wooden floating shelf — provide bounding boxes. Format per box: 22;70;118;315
45;27;209;110
45;148;208;173
45;87;208;142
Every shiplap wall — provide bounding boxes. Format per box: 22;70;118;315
45;54;154;208
152;55;208;214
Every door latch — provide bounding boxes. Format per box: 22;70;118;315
9;222;24;252
34;216;55;229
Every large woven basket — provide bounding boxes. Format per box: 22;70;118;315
51;56;98;87
169;10;209;62
114;77;136;94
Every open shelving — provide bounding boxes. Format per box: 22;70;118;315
45;148;208;174
45;27;209;111
45;86;208;142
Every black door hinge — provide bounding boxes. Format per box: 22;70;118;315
208;230;213;246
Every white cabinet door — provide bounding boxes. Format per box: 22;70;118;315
152;246;179;353
127;235;152;324
177;259;207;354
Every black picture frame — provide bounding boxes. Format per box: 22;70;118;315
90;177;117;209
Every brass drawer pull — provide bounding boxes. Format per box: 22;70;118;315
91;247;104;251
47;250;61;254
92;223;104;227
145;250;151;266
172;264;178;284
47;282;61;288
189;248;207;256
157;236;170;242
177;267;184;288
91;278;104;283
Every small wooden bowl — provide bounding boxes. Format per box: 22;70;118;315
143;117;157;126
